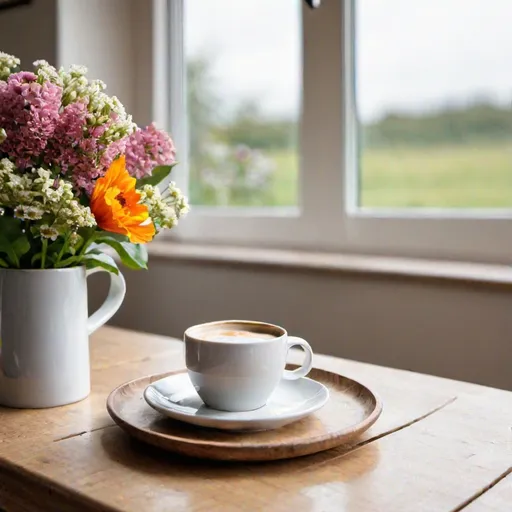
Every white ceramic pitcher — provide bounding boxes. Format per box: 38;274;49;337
0;266;125;408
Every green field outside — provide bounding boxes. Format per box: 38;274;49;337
192;142;512;208
200;142;509;208
360;143;512;208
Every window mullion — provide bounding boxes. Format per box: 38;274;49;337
343;0;358;214
167;0;189;196
301;0;345;236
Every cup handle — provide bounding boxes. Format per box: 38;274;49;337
283;336;314;380
86;268;126;335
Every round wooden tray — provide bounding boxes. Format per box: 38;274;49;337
106;367;383;461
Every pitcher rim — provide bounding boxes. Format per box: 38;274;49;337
0;265;86;272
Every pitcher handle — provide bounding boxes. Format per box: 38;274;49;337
86;268;126;335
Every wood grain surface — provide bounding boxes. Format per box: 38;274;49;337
0;326;511;512
106;367;382;461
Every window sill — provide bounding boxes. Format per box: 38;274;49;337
148;242;512;288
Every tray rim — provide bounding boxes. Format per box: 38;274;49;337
106;367;384;460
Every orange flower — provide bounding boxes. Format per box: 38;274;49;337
90;156;155;244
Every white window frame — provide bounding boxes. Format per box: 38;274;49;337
145;0;512;264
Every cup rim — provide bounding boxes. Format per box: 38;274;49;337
184;320;287;344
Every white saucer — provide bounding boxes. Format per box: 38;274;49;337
143;372;329;432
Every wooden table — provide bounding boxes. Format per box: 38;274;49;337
0;327;511;512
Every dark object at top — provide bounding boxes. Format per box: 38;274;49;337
305;0;321;8
0;0;31;12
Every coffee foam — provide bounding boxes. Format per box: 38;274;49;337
203;329;276;343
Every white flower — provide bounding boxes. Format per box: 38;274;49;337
15;190;37;202
68;64;88;77
139;183;188;231
139;184;161;202
0;52;20;80
0;163;97;234
33;60;63;86
69;232;82;249
0;128;6;144
167;182;190;218
45;188;64;203
14;205;44;220
40;225;59;241
56;202;95;229
58;63;135;141
0;158;16;173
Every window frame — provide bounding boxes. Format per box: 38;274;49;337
156;0;512;264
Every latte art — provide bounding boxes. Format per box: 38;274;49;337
204;330;276;343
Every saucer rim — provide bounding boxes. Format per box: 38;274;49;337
143;371;330;426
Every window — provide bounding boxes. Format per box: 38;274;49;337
184;0;301;208
357;0;512;209
164;0;512;263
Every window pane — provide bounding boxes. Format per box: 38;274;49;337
184;0;301;207
356;0;512;208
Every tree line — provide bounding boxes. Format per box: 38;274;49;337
209;102;512;151
188;57;512;152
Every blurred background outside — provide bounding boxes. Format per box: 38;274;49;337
185;0;512;209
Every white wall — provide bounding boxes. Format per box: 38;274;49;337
89;257;512;392
57;0;135;114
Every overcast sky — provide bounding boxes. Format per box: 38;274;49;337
185;0;512;122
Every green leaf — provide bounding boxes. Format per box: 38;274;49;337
84;252;119;275
136;164;175;188
0;215;23;238
94;233;148;270
47;239;64;256
31;253;42;266
0;235;18;267
0;257;8;268
11;235;30;259
0;216;29;267
55;255;80;268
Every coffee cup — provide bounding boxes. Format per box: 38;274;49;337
184;320;314;412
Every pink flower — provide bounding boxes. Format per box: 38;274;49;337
43;101;129;195
45;101;89;173
125;123;176;179
99;136;128;170
0;71;62;168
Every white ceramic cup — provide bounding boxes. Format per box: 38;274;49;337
184;320;314;412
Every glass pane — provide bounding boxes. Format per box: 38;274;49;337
356;0;512;208
184;0;301;207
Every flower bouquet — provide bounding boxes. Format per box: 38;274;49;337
0;52;189;409
0;51;188;274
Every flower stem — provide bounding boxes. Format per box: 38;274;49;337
55;233;70;265
78;232;97;260
41;238;48;269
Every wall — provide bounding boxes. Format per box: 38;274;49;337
89;257;512;392
0;0;57;65
0;0;134;112
57;0;135;115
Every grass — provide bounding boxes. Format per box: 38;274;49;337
360;143;512;208
191;142;512;209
